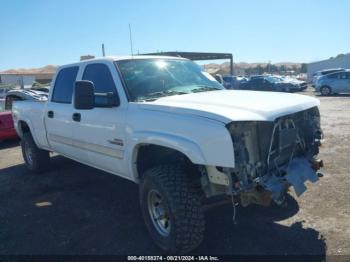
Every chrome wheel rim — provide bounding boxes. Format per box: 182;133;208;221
147;189;171;237
24;142;33;166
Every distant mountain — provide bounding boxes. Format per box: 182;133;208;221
0;65;58;74
0;61;302;76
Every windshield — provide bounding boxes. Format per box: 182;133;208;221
116;59;224;101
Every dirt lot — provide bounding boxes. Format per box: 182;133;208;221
0;88;349;256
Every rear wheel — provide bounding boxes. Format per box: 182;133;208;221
21;132;50;173
320;86;332;96
140;164;205;254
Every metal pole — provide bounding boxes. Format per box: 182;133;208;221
129;23;134;56
102;43;106;57
230;55;234;75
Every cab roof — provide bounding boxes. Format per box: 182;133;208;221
58;55;187;69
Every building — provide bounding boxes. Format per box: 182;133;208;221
80;55;95;61
0;74;35;87
307;53;350;81
0;64;56;88
0;73;53;88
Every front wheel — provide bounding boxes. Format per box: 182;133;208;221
140;164;205;254
21;132;50;173
320;86;332;96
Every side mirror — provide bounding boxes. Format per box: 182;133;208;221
74;81;95;110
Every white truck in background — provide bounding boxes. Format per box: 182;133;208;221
12;56;324;253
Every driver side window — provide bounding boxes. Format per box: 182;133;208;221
82;63;119;106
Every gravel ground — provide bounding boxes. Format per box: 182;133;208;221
0;88;349;256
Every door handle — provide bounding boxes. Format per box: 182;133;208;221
72;113;81;122
47;111;54;118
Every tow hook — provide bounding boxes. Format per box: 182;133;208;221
311;158;324;171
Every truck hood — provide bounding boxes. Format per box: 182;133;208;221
137;90;320;123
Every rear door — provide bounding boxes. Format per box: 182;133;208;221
262;78;275;91
345;72;350;93
341;72;350;92
250;77;269;91
45;66;79;157
71;62;128;177
247;78;261;90
331;72;348;93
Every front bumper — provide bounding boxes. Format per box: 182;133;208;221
260;157;321;204
227;108;323;206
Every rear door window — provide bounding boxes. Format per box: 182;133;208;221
328;73;339;79
51;67;79;103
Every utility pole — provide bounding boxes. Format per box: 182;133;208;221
102;43;106;57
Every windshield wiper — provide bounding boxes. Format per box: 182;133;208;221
137;90;189;102
190;85;222;93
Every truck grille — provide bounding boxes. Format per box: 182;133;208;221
228;106;320;177
259;107;319;171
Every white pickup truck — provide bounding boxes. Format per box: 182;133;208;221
12;56;324;253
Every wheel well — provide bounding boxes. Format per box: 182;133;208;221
136;144;201;180
18;121;30;135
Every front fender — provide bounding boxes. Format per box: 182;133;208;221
127;129;235;181
130;131;207;163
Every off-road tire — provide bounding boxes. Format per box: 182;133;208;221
320;86;332;96
21;132;50;173
140;164;205;254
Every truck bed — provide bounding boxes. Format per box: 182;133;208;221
12;100;49;149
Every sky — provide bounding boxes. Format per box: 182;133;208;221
0;0;349;70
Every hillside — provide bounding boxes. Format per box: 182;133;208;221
0;62;302;76
0;65;58;74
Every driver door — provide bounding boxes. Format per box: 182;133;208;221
70;62;128;177
262;79;275;91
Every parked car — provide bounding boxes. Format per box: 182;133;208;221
13;56;323;253
240;75;301;92
222;75;248;89
312;68;345;87
316;70;350;95
276;76;308;91
4;88;48;110
222;75;235;88
0;88;48;142
0;111;18;141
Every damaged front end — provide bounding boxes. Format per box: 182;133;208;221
204;106;324;207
